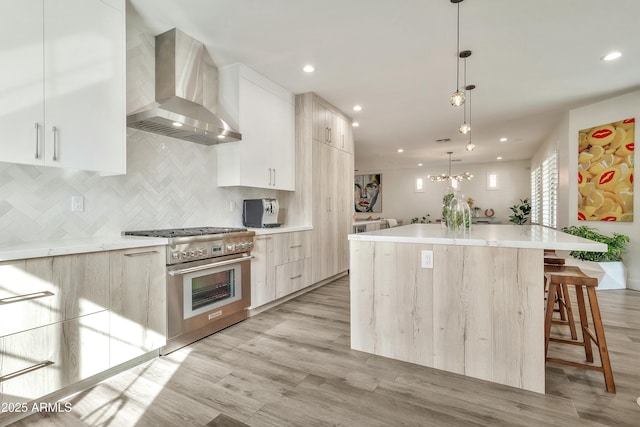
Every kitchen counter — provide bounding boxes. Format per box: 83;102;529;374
348;223;607;251
250;225;313;235
349;224;606;394
0;235;168;261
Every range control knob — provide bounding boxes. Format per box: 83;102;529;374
198;249;205;256
181;251;188;258
227;243;236;251
190;250;196;257
247;242;254;249
240;242;248;249
172;252;179;259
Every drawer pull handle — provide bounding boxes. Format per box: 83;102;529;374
124;250;159;257
290;274;303;280
0;360;54;383
0;291;54;305
289;245;303;248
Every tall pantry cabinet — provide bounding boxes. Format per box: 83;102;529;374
284;93;353;284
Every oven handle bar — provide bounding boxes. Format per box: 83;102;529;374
168;255;254;276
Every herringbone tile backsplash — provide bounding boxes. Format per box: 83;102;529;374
0;131;274;245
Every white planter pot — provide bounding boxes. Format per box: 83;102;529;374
564;259;626;290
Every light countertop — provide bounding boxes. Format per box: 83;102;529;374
0;236;169;261
352;220;386;226
250;225;313;235
348;224;607;251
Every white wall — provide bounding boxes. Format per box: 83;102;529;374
356;160;531;225
534;89;640;290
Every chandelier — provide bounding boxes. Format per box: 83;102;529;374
429;151;473;182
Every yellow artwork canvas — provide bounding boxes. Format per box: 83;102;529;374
578;118;634;221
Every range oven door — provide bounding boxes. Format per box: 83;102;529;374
166;253;252;346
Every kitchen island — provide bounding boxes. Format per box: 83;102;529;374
348;224;607;393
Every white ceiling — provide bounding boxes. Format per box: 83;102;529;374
127;0;640;171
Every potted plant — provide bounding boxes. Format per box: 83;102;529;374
508;198;531;224
410;213;432;224
561;225;630;290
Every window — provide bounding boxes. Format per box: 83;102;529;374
531;151;557;228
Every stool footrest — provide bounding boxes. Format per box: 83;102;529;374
546;357;605;373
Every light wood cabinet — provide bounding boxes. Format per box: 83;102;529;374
217;64;295;190
0;252;110;337
282;93;354;285
275;257;312;299
109;246;166;367
312;98;353;154
0;0;125;174
251;231;312;309
0;311;110;405
0;243;166;412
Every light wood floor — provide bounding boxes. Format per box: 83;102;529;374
11;276;640;427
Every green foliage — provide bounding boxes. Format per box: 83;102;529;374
561;225;630;262
508;198;531;224
411;213;432;224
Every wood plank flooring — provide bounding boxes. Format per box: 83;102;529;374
10;276;640;427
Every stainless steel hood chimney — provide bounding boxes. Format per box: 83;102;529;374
127;28;241;145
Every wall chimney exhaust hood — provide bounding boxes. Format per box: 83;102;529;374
127;28;241;145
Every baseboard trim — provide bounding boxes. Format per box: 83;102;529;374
249;270;348;316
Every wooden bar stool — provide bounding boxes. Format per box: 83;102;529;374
544;265;616;393
543;252;577;340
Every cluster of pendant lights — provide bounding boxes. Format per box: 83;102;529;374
450;0;475;152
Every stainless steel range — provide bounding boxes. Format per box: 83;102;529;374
124;227;255;355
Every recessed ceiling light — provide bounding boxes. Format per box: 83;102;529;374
172;122;183;127
397;148;404;153
499;137;507;142
497;156;503;160
303;64;315;73
418;163;423;166
601;51;622;61
352;122;360;127
353;105;362;111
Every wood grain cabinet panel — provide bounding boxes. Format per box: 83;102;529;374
250;236;276;308
0;252;109;337
0;311;110;405
275;258;312;299
109;246;166;367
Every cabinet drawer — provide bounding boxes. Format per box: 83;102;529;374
275;258;311;299
0;253;110;337
0;311;110;404
273;231;311;266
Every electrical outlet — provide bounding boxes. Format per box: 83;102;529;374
421;250;433;269
71;196;84;212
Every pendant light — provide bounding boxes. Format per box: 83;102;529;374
465;84;476;151
449;0;465;107
458;50;472;134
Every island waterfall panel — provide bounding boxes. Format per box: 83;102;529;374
350;241;545;394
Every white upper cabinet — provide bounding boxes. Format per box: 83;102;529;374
217;64;295;190
0;0;125;174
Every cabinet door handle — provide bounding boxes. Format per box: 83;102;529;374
124;250;159;257
34;122;40;159
290;274;303;280
52;126;58;161
272;168;276;186
328;127;332;143
268;168;272;185
289;245;303;248
0;360;55;383
325;127;329;142
0;291;54;305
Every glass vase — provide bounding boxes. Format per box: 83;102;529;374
442;184;471;236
